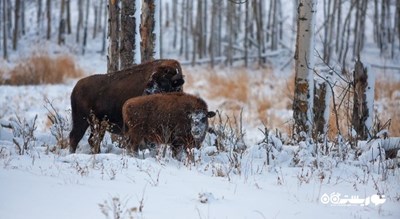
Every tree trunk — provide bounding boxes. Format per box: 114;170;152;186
37;0;42;26
397;0;400;49
58;0;66;45
46;0;51;40
20;0;25;35
93;3;98;39
172;0;177;49
209;0;218;67
13;0;21;50
108;0;120;72
140;0;157;62
352;60;374;141
101;0;108;55
313;75;331;143
66;0;71;34
292;0;317;139
120;0;136;68
2;0;7;59
76;0;83;43
244;0;249;67
82;0;90;55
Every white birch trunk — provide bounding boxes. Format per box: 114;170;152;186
154;0;160;59
293;0;317;139
134;0;141;63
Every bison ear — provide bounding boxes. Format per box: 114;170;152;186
207;111;216;118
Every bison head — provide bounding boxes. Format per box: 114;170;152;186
144;66;185;95
189;110;216;143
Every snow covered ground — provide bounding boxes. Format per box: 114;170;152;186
0;60;399;218
1;0;399;218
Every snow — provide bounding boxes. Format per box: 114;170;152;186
0;81;399;218
0;0;399;218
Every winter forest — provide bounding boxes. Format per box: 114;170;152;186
0;0;400;218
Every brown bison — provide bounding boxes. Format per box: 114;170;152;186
122;92;216;157
69;59;185;153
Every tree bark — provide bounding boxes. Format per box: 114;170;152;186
76;0;83;42
292;0;317;139
108;0;120;72
2;0;7;59
120;0;136;68
58;0;66;45
66;0;71;34
352;60;373;141
46;0;51;40
313;78;330;142
13;0;21;50
140;0;156;62
101;0;108;55
82;0;90;55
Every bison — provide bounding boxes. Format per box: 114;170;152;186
122;92;216;157
69;59;185;154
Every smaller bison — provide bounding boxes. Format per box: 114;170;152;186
69;59;184;154
122;92;216;157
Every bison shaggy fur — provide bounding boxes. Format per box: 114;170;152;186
122;92;215;156
69;59;184;153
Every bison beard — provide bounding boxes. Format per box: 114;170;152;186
122;92;216;158
69;59;184;154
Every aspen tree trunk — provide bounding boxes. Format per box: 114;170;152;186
21;0;25;35
2;0;7;59
179;0;185;56
13;0;21;50
120;0;136;68
209;0;218;67
66;0;71;34
0;0;2;52
172;0;177;48
82;0;90;55
37;0;42;27
101;0;107;55
293;0;317;139
76;0;83;42
46;0;51;40
93;3;98;39
58;0;66;45
108;0;120;72
397;0;400;48
244;0;249;67
313;73;332;143
140;0;156;62
352;60;374;141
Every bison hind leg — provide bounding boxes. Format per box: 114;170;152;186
69;121;89;153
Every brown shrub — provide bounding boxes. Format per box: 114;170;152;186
3;53;83;85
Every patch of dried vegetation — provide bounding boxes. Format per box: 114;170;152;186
0;52;83;85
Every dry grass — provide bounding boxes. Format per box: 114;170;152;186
374;77;400;136
1;53;83;85
375;77;400;100
205;69;250;103
326;76;400;138
184;66;400;138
